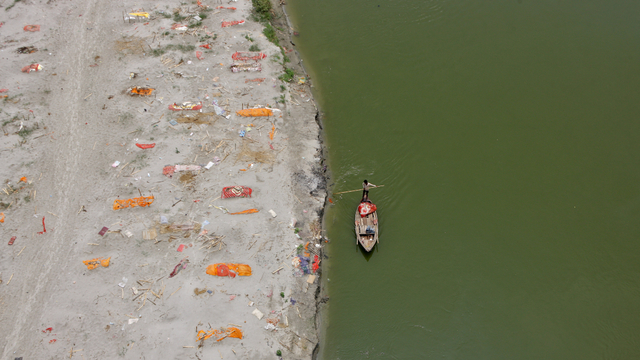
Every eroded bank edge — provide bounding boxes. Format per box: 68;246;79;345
255;0;331;358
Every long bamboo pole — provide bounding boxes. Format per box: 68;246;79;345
333;185;384;195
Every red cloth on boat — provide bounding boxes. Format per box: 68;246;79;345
358;202;377;217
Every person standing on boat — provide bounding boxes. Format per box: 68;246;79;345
361;180;377;203
356;180;379;227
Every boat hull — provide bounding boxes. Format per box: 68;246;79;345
355;209;378;252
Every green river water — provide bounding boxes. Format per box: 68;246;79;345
285;1;640;359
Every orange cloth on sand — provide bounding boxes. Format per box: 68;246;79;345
228;208;259;215
113;196;154;210
83;257;111;270
197;327;243;342
236;108;273;117
206;263;252;277
130;87;154;96
269;124;275;140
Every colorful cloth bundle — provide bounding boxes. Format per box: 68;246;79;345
197;327;243;342
113;196;154;210
221;186;252;199
230;62;262;73
221;20;245;28
292;256;312;274
129;87;154;96
168;102;202;111
206;263;252;277
231;51;267;61
236;108;273;117
82;257;111;270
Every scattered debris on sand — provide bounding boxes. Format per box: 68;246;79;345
0;0;326;358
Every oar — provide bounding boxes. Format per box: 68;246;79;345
333;185;384;195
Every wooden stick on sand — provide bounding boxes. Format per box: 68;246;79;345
168;286;182;299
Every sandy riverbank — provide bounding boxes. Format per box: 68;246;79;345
0;0;325;358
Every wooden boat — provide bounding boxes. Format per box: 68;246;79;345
355;204;378;252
